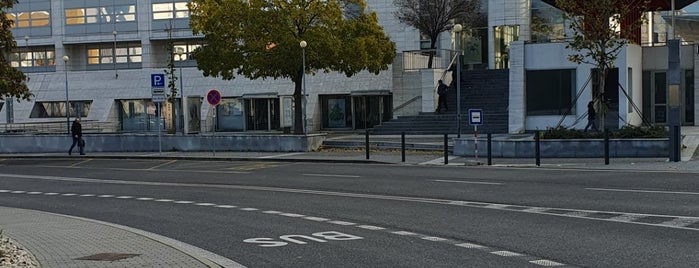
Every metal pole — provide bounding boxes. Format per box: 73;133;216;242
604;128;610;165
157;102;162;154
474;125;478;163
444;134;449;165
456;32;462;138
535;131;540;167
213;107;216;156
365;129;370;159
179;54;186;135
113;30;117;79
487;133;492;166
401;131;406;163
64;60;70;134
302;46;307;135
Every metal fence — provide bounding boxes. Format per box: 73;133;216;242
402;49;456;71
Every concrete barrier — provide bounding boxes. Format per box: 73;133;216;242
454;138;668;158
0;133;327;153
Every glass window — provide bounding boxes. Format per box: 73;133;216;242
6;10;50;28
87;43;142;65
66;5;135;25
173;41;203;62
30;101;91;118
153;2;190;20
11;46;56;69
526;69;576;115
493;25;519;69
530;0;565;43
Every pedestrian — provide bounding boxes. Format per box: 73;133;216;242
584;101;597;132
436;80;448;114
68;118;84;155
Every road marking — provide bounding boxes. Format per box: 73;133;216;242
263;210;283;214
660;217;699;227
136;197;154;201
587;187;699;195
356;225;385;230
44;192;59;195
27;192;42;195
10;191;26;194
215;205;237;209
304;216;330;222
279;213;304;217
116;196;133;199
0;190;9;193
491;251;522;257
302;174;360;178
257;153;305;159
79;194;95;197
419;156;460;165
174;200;194;204
61;193;77;196
455;243;486;249
328;220;355;226
154;199;174;202
434;179;503;185
148;160;177;170
69;159;92;167
421;236;448;242
98;194;115;198
530;259;565;266
195;203;216;206
240;208;259;211
391;231;417;236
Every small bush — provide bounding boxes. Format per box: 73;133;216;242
541;125;667;139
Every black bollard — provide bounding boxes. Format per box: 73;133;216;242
604;128;609;165
444;134;448;165
487;133;492;166
401;132;406;163
534;131;541;167
365;129;370;160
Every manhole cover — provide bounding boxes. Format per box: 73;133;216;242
75;253;140;261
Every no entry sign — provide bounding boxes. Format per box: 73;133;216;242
206;89;221;106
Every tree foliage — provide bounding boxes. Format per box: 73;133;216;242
555;0;648;123
0;0;30;101
393;0;483;68
189;0;396;134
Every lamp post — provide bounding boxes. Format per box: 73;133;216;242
453;24;463;138
177;50;186;134
63;55;70;134
300;40;307;134
112;30;118;79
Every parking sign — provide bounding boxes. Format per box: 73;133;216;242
151;74;165;88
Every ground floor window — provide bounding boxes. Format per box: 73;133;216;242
321;93;391;129
321;95;352;128
117;99;163;132
30;100;91;118
216;98;245;131
526;69;575;116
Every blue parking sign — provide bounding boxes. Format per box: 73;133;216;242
151;74;165;88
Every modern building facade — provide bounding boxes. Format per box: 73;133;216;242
1;0;699;134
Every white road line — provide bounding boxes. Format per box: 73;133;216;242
195;203;216;206
530;259;565;266
279;213;304;217
434;179;503;185
148;160;177;170
420;156;460;165
660;217;699;227
490;251;522;257
587;187;699;195
44;192;59;195
97;194;115;198
262;211;283;214
240;208;259;211
136;197;154;201
79;194;95;197
455;243;486;249
356;225;385;230
328;220;355;226
116;196;133;199
27;192;42;195
421;236;448;242
304;217;330;221
302;173;360;178
0;190;9;193
215;205;237;209
257;152;305;159
10;191;26;194
154;199;174;202
391;231;417;236
61;193;77;196
174;201;194;204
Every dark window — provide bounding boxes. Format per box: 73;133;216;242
526;69;575;115
30;101;91;118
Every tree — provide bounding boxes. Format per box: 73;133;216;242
555;0;648;128
188;0;396;134
0;0;31;101
393;0;482;68
164;20;178;134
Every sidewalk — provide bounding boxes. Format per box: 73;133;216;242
0;206;243;268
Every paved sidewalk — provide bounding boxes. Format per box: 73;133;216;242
0;206;243;268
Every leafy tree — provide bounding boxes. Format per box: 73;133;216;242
188;0;396;134
0;0;30;101
164;21;178;134
555;0;648;127
393;0;482;68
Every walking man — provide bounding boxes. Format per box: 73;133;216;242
436;80;448;114
584;101;598;132
68;118;84;155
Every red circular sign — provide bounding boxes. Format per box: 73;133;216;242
206;89;221;106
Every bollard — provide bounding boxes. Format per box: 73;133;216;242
401;132;406;163
444;134;448;165
534;131;541;167
365;129;370;160
604;128;610;165
487;133;492;166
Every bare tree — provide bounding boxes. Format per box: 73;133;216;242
393;0;482;68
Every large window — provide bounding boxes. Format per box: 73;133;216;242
173;40;203;62
87;42;142;65
30;101;92;118
493;25;519;69
530;0;565;43
65;5;135;25
153;2;190;20
6;10;50;28
526;69;576;115
9;46;55;69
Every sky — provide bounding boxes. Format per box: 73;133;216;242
684;2;699;13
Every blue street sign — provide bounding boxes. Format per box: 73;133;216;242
469;109;483;125
151;74;165;88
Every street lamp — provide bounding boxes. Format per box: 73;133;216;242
300;40;307;134
62;55;70;134
453;24;462;138
177;50;186;134
112;30;118;79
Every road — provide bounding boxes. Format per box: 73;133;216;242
0;158;698;267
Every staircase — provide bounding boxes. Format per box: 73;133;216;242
371;69;509;135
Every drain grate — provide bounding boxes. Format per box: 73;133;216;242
75;253;140;261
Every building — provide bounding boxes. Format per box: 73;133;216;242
2;0;699;134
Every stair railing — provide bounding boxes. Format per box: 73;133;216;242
394;52;459;115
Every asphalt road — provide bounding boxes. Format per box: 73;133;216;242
0;158;698;267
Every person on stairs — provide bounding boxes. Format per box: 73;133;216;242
436;80;448;114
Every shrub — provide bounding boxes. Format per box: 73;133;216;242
541;125;667;139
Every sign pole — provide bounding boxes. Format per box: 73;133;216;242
474;125;478;163
212;107;216;156
157;102;162;155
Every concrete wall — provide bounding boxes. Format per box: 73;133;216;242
0;134;327;153
454;138;668;157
